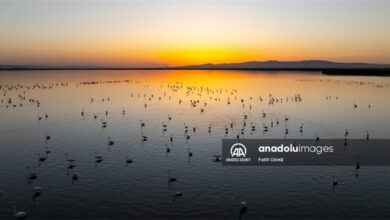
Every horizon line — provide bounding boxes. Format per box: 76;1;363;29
2;59;390;69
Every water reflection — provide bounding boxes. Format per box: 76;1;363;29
0;70;390;219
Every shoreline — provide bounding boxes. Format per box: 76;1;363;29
1;67;390;76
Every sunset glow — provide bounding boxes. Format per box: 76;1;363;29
1;1;390;66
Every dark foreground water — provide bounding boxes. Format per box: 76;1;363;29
0;70;390;219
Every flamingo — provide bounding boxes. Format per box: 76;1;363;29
94;152;103;164
13;205;27;219
27;172;37;184
33;186;42;203
44;133;51;141
240;201;247;215
332;176;338;192
166;144;171;153
213;155;222;162
72;173;79;184
45;146;51;154
188;148;193;157
356;161;360;177
108;136;114;146
65;153;75;163
172;191;183;201
167;170;177;182
141;131;148;141
125;156;133;166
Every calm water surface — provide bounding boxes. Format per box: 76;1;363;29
0;70;390;219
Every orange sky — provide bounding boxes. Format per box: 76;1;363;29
1;1;390;67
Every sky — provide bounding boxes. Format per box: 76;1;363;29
0;0;390;67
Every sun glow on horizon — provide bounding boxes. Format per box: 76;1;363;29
1;1;390;66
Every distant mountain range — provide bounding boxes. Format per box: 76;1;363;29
1;60;390;70
179;60;390;69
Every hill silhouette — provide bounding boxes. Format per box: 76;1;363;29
1;60;390;76
180;60;390;69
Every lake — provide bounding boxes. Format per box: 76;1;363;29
1;70;390;219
